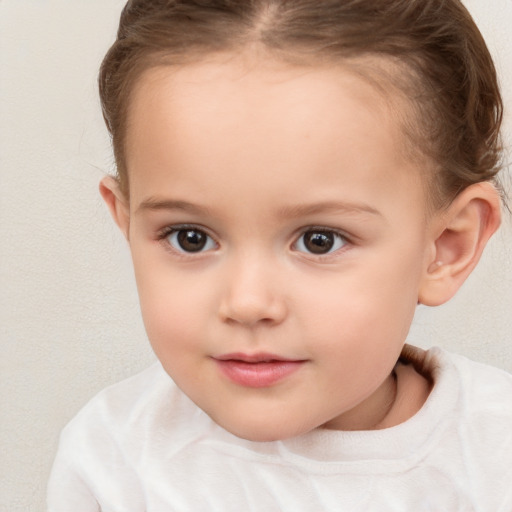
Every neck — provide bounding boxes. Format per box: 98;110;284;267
323;370;398;431
322;357;432;431
377;361;432;429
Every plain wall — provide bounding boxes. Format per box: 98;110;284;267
0;1;510;510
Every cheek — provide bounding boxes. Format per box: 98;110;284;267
131;256;212;349
300;247;422;351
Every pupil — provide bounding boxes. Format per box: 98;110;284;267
305;232;334;254
177;230;206;252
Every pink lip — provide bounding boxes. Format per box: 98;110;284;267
213;353;306;388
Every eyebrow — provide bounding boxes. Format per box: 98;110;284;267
136;197;381;219
136;198;213;216
276;201;382;219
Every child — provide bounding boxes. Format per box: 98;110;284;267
48;0;512;510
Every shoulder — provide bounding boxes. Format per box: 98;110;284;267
48;363;171;510
436;348;512;417
444;349;512;446
419;346;512;439
426;347;512;508
58;361;210;462
404;344;512;414
63;362;170;434
49;361;214;509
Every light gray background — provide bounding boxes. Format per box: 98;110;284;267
1;1;511;510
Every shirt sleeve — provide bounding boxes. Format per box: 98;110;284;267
47;432;100;512
46;403;146;512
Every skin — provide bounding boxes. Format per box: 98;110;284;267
101;53;501;442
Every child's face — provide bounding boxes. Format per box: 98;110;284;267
120;55;437;441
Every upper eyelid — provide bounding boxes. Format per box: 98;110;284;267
291;227;354;257
153;228;219;262
157;223;216;239
157;224;220;253
295;225;353;242
156;224;355;246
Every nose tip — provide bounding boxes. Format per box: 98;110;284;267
218;263;287;327
219;293;287;327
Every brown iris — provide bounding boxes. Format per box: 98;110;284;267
176;229;208;252
302;231;335;254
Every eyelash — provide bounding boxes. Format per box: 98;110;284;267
156;224;352;258
156;224;218;257
293;227;351;259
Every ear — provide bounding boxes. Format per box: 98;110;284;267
99;176;130;240
418;182;501;306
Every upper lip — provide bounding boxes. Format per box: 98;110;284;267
214;352;304;363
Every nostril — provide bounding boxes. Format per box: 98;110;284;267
219;295;287;327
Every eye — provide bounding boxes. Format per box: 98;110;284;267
166;228;216;253
294;229;347;255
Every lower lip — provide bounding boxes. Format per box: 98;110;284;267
215;359;305;388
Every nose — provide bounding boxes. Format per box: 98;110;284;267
218;256;287;327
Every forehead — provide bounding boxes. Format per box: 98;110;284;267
124;54;428;214
127;54;399;136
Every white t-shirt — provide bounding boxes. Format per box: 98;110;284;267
47;346;512;511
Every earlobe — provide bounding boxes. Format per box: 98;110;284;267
418;182;501;306
99;176;130;240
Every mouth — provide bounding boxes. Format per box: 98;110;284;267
213;353;307;388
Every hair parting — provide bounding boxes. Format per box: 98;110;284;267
99;0;504;206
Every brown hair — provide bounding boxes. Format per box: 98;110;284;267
99;0;504;205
